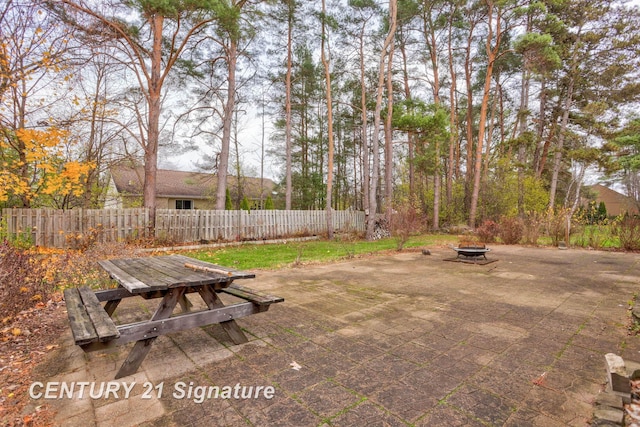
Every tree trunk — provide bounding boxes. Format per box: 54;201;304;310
549;30;581;209
398;33;415;199
425;9;441;230
533;78;547;177
537;118;556;179
82;67;104;208
384;35;395;226
233;109;243;208
517;67;530;216
321;0;334;239
216;39;237;210
284;2;293;210
516;12;533;216
359;18;371;230
446;8;459;205
463;21;476;213
366;0;397;239
144;13;164;232
469;1;500;228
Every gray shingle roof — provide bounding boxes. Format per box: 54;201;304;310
110;166;275;199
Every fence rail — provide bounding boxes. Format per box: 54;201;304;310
1;208;365;248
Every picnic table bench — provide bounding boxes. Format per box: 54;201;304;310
63;254;283;379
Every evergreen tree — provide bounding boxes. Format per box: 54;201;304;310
265;195;275;210
225;189;233;210
240;196;250;212
597;201;607;221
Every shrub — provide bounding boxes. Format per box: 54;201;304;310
476;220;499;243
499;217;524;245
52;242;138;290
0;217;33;249
613;216;640;251
544;207;573;246
0;241;53;318
0;239;140;319
65;224;106;251
390;205;425;250
522;211;544;245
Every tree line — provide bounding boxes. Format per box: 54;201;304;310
1;0;639;238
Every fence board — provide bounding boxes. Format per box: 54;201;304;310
1;208;365;248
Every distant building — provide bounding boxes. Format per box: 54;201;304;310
104;166;276;210
584;184;639;217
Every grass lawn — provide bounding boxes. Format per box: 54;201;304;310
183;234;459;270
536;225;621;249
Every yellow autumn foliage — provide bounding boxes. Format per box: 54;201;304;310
0;127;95;205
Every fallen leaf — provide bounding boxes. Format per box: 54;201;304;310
11;328;21;336
533;372;547;386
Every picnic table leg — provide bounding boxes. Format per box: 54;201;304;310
198;284;249;345
178;295;193;312
104;299;121;316
99;285;127;316
115;288;186;379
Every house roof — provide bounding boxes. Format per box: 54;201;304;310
110;166;275;200
586;184;639;216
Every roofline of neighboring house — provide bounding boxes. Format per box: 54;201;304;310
117;193;209;199
118;193;265;200
163;195;210;199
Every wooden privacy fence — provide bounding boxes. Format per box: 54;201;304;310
1;208;365;248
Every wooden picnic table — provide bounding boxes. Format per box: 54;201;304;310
63;254;283;379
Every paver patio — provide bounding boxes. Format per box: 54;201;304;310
32;245;640;426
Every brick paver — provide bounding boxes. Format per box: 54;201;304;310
31;245;640;426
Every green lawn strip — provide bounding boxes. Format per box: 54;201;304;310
182;234;459;270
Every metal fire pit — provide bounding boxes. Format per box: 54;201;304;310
452;246;491;259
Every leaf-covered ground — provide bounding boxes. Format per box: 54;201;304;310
0;240;149;426
0;294;69;426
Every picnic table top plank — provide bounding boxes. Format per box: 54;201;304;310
97;259;156;293
111;258;176;288
140;256;233;287
98;255;255;294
